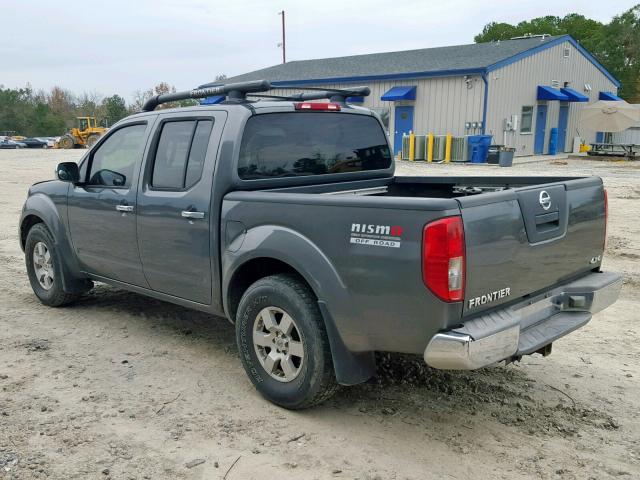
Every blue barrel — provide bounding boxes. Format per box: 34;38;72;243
548;128;558;155
468;135;493;163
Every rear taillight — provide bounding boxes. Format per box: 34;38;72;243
294;102;341;111
603;189;608;249
422;216;465;302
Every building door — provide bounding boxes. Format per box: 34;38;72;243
393;105;414;154
534;104;548;154
557;104;569;152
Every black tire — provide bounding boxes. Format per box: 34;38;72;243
58;135;74;149
25;224;80;307
236;274;338;409
86;134;101;148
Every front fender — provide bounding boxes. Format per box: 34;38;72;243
20;190;87;293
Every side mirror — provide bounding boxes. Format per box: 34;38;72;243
56;162;80;183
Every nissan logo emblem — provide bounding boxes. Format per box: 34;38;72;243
539;190;552;210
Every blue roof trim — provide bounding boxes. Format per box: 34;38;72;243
599;91;623;101
270;67;486;86
561;87;589;102
537;85;569;101
200;95;225;105
381;86;417;101
486;35;620;87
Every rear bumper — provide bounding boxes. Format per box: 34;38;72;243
424;271;623;370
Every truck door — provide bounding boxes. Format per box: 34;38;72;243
136;112;226;304
68;121;151;286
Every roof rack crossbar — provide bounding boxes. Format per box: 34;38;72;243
269;85;371;104
141;80;271;111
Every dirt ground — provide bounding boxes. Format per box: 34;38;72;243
1;149;638;480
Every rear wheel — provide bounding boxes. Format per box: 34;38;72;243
25;224;80;307
58;135;74;149
236;274;338;409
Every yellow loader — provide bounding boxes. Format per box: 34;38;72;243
57;117;108;149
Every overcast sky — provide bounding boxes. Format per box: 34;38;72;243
2;0;636;101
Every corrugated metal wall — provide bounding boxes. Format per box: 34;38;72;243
486;40;618;156
261;75;485;137
254;39;617;156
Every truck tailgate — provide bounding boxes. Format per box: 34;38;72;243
458;177;606;316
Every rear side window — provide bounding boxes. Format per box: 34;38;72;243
238;113;391;180
151;119;214;189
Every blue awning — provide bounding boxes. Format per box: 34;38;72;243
599;91;623;101
381;86;416;101
347;96;364;103
537;86;569;101
560;87;589;102
200;95;225;105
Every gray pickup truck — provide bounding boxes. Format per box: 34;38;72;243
20;81;622;409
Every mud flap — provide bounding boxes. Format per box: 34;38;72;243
318;300;376;386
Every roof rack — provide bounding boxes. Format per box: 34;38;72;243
141;80;371;111
262;85;371;104
141;80;271;111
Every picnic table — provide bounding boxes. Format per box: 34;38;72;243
588;143;639;158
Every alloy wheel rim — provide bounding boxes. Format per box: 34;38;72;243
33;241;54;290
252;306;304;382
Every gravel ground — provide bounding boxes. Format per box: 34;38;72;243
0;149;639;479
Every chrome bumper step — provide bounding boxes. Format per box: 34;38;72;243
424;272;623;370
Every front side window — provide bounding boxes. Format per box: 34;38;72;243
238;113;391;180
87;123;147;187
151;119;214;189
520;106;534;134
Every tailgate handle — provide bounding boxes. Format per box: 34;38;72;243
535;211;560;228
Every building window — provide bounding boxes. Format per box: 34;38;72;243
520;106;534;134
563;47;571;58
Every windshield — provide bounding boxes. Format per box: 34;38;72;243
238;112;391;180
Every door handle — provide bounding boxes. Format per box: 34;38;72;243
181;211;205;219
116;205;134;212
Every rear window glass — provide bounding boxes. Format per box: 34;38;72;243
238;113;391;180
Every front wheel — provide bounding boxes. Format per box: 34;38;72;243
235;274;338;409
86;134;101;148
25;224;80;307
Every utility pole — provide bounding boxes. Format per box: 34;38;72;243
278;10;286;63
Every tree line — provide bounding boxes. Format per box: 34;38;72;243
475;5;640;102
0;81;204;137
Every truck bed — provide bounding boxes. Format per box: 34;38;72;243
222;174;606;355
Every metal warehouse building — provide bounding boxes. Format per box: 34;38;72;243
208;35;620;157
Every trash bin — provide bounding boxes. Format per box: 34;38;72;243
467;135;493;163
487;145;502;164
498;147;515;167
